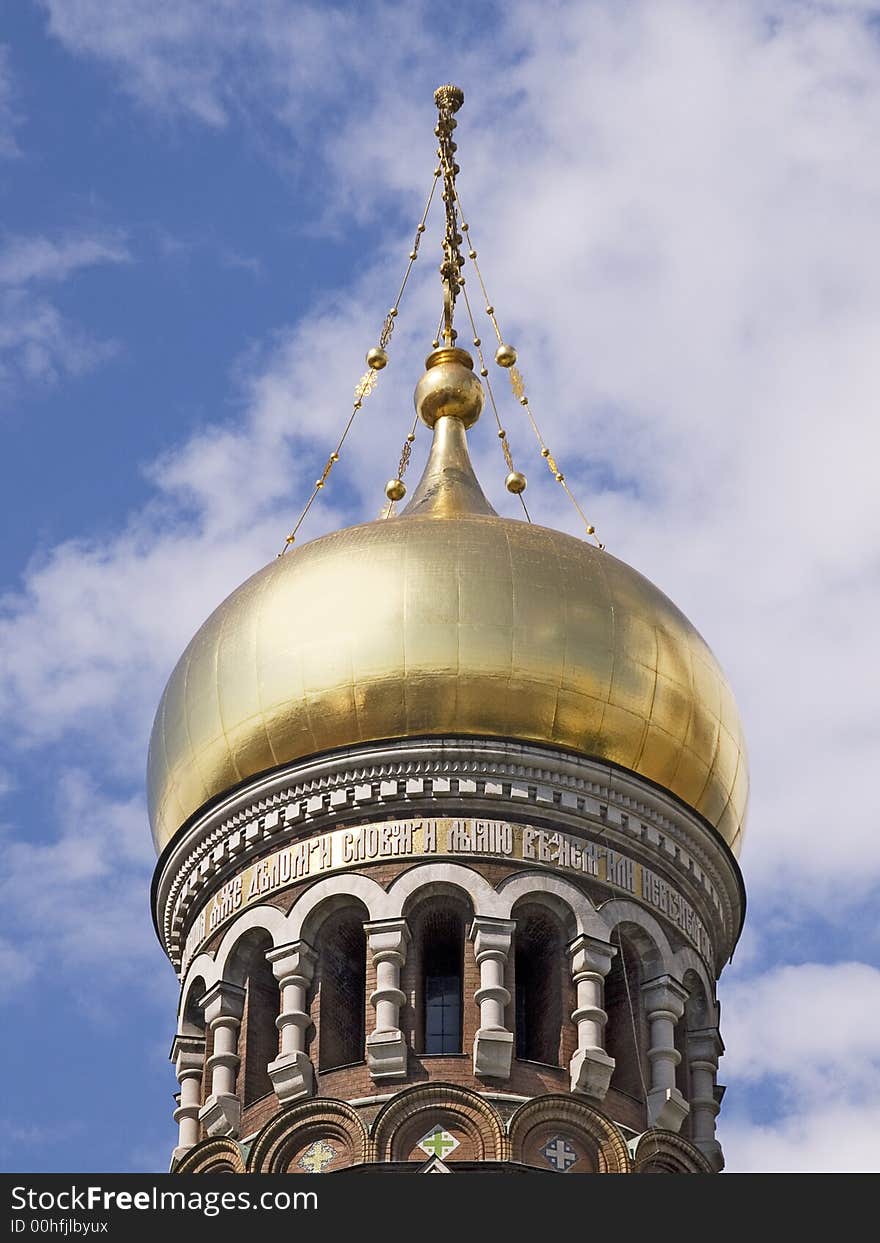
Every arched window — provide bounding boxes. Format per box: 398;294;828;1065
514;905;564;1065
409;899;467;1056
225;930;279;1108
604;929;648;1105
317;908;366;1071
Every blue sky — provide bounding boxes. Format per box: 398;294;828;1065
1;0;879;1173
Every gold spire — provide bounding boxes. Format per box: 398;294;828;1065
401;346;495;517
434;84;466;347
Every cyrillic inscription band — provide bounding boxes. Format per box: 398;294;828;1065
180;818;713;969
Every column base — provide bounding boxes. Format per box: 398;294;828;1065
473;1028;514;1079
647;1086;690;1133
570;1046;615;1100
199;1093;241;1138
268;1052;315;1104
366;1030;408;1080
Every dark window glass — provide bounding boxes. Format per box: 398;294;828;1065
424;974;461;1054
420;909;464;1055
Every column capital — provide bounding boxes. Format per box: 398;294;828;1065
266;939;317;983
169;1033;206;1077
568;934;617;977
199;981;245;1025
469;916;516;961
364;919;412;962
687;1026;724;1066
641;974;689;1021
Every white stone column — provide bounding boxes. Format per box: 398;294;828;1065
365;919;411;1080
642;974;690;1132
687;1027;725;1170
568;935;616;1100
169;1034;206;1168
266;941;317;1104
198;981;245;1137
469;916;516;1079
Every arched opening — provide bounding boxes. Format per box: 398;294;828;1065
226;929;279;1108
514;904;564;1065
604;928;650;1108
408;896;469;1056
317;908;367;1071
676;969;712;1141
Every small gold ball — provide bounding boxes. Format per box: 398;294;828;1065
541;447;550;457
498;429;506;438
520;396;529;406
432;339;440;349
506;471;527;494
587;525;595;535
468;249;477;259
555;472;564;482
315;479;324;489
385;478;407;502
480;367;488;377
417;224;426;233
495;342;517;368
485;304;494;314
473;337;481;347
409;250;418;260
461;222;469;231
331;452;339;462
366;346;388;371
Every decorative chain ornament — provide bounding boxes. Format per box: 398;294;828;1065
459;279;531;519
454;186;605;549
278;170;441;556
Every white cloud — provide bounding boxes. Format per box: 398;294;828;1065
0;769;177;1010
0;233;130;391
5;0;879;904
0;234;130;286
717;962;880;1171
722;1101;880;1173
721;963;880;1089
5;5;878;1178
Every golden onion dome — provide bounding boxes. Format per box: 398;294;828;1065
148;348;748;857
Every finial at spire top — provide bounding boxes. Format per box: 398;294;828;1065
434;83;464;113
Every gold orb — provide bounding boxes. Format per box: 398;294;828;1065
367;346;389;370
414;348;484;429
385;478;407;502
505;470;527;494
495;342;517;368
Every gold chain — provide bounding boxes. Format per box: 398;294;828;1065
455;186;604;549
278;171;440;555
459;280;531;521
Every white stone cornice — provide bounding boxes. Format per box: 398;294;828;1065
154;739;743;976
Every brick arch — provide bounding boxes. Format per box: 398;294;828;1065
246;1099;368;1173
508;1096;630;1174
632;1131;714;1174
177;952;220;1027
213;905;291;981
371;1083;507;1162
287;874;386;941
673;946;716;1010
600;901;675;976
174;1137;245;1175
498;872;606;941
387;862;504;919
